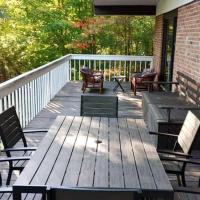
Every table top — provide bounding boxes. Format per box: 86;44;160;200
14;116;173;197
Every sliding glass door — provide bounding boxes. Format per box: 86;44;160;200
160;10;177;90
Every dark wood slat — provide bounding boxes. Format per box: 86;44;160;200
94;117;109;187
62;117;91;186
109;118;124;188
127;118;156;190
78;117;100;186
118;118;140;188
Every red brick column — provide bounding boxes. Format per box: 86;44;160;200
153;15;163;79
173;0;200;82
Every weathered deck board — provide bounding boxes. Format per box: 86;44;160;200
0;81;199;200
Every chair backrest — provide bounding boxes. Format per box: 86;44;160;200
0;106;27;150
80;95;118;117
177;110;200;154
141;72;157;81
49;187;140;200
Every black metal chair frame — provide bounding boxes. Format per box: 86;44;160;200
150;110;200;186
0;106;47;185
48;187;142;200
0;156;31;199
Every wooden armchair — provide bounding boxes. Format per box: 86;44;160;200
131;72;157;95
80;67;104;94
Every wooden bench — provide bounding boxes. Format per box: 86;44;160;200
142;71;200;149
80;95;118;117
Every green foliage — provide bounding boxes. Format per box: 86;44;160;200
0;0;155;79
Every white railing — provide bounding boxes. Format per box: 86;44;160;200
0;54;153;128
0;55;70;128
70;54;153;81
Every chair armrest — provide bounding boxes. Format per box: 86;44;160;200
149;131;178;138
23;129;48;133
143;81;179;85
0;187;13;193
0;156;30;162
160;156;199;165
2;147;37;152
173;186;200;194
158;150;192;158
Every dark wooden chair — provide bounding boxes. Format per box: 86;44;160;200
131;72;157;95
0;106;47;185
80;67;104;94
80;95;118;117
48;187;141;200
150;110;200;186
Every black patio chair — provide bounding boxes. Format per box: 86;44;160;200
48;187;141;200
0;106;47;185
80;95;118;117
150;110;200;186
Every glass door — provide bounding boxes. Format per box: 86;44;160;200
161;10;177;90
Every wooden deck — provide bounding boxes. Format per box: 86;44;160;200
0;81;200;199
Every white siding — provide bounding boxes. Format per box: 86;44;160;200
156;0;194;16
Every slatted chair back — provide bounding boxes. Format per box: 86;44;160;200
80;68;90;83
80;95;118;117
177;110;200;154
0;106;27;153
48;187;140;200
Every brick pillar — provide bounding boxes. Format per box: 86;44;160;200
153;15;163;80
173;0;200;82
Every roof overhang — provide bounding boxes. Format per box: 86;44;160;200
93;0;157;15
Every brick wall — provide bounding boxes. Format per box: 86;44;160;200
173;0;200;82
153;15;163;79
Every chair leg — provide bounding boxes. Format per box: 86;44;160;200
99;87;102;94
133;86;136;95
6;167;12;185
177;175;182;186
0;173;2;186
181;173;186;187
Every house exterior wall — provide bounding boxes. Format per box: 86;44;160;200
173;0;200;82
156;0;194;16
153;15;163;79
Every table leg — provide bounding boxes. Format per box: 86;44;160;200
13;187;21;200
113;78;125;92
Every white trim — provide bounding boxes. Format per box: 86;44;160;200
93;0;157;6
156;0;194;16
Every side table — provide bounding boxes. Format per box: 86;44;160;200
113;75;126;92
